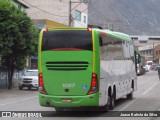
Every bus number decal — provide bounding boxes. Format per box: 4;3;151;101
63;83;75;88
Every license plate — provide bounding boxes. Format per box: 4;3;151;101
61;98;72;103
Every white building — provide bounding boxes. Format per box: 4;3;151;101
18;0;88;27
131;35;160;47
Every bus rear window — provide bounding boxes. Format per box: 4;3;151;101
42;30;92;51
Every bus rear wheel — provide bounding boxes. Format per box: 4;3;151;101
99;104;109;112
108;93;115;110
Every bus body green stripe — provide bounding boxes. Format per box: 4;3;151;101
38;29;44;73
92;31;95;73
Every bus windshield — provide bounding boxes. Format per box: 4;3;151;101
42;30;92;51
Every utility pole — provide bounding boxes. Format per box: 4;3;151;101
153;42;155;62
68;0;72;27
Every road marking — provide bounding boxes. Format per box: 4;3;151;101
0;96;38;107
1;93;38;102
142;82;158;95
119;99;137;111
119;82;158;111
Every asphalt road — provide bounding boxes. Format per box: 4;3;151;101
0;70;160;120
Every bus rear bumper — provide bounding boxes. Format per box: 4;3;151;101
39;93;99;107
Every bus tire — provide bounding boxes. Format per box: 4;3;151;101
99;105;109;112
127;81;134;100
109;92;115;110
127;92;133;100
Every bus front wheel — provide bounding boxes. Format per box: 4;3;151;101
127;92;133;100
127;81;134;100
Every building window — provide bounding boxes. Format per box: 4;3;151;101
139;41;147;43
131;37;138;40
156;51;158;55
84;16;86;23
149;37;160;40
149;50;152;54
75;10;81;21
146;50;150;55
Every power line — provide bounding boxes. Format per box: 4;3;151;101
71;2;82;11
21;0;68;17
21;0;90;27
74;5;88;20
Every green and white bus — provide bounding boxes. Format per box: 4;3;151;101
38;27;137;111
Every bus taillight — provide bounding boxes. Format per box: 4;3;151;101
39;73;47;94
87;73;98;95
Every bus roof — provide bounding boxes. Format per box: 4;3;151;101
96;29;132;42
47;27;87;31
41;27;132;42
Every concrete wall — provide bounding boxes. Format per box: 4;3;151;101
12;71;22;88
0;70;23;89
0;70;7;89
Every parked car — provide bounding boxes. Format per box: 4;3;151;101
143;65;149;72
19;69;38;90
145;61;153;70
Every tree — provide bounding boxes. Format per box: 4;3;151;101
0;0;39;89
